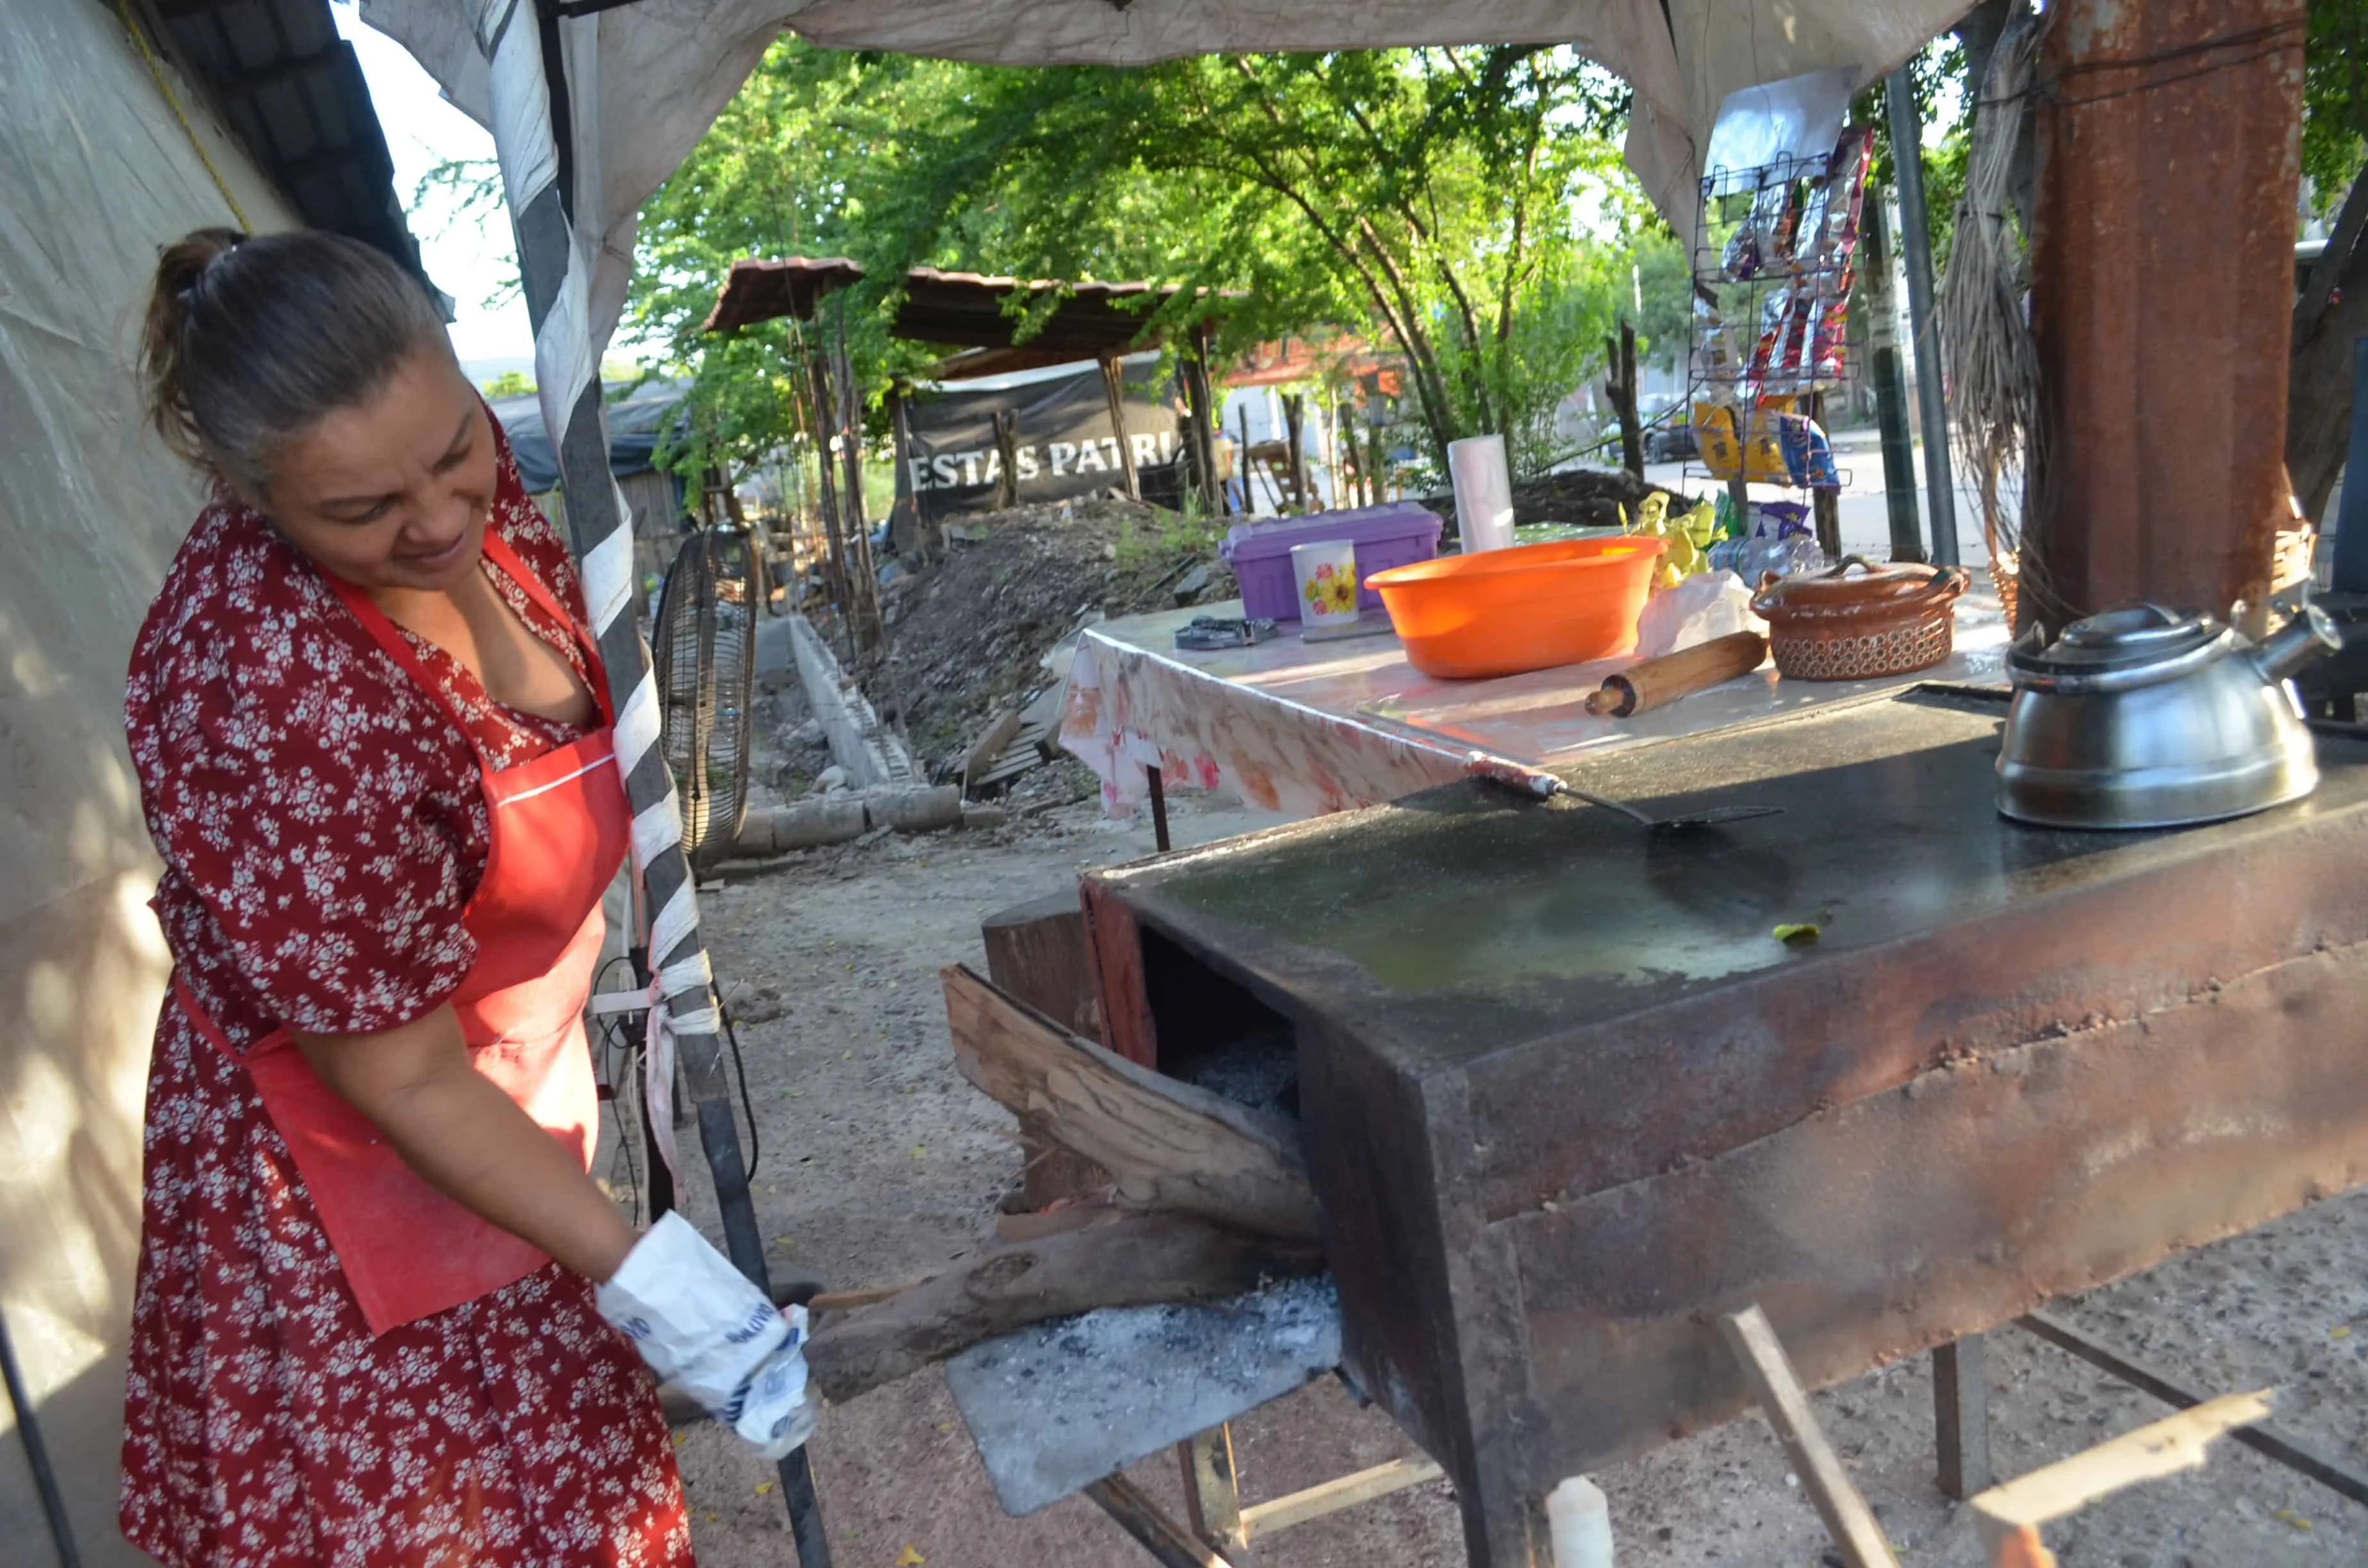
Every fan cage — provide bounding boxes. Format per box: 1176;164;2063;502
653;527;758;872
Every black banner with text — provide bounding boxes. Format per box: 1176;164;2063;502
901;359;1190;521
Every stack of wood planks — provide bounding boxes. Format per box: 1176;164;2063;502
803;964;1321;1403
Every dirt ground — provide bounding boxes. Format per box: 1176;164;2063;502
646;678;2368;1568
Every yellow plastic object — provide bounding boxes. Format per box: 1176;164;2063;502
1691;398;1794;484
1366;535;1669;680
1625;493;1722;585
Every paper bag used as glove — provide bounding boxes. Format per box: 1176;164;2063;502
597;1211;821;1458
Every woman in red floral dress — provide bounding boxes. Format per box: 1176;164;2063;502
118;229;812;1567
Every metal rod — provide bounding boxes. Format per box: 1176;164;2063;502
2018;1312;2368;1509
1861;192;1927;563
1933;1334;1993;1500
1886;69;1961;569
2331;338;2368;593
0;1306;80;1568
780;1448;832;1564
1147;765;1171;852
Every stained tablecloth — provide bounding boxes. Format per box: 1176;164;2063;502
1060;595;2011;818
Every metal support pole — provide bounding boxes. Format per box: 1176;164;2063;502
1885;74;1961;575
1147;765;1172;853
505;20;830;1564
2330;338;2368;592
1933;1335;1993;1500
0;1307;79;1568
2018;1311;2368;1508
1887;68;1959;569
1861;192;1928;562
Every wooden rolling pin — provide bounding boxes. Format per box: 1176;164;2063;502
1584;631;1768;717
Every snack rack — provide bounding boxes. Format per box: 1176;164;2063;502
1680;128;1875;512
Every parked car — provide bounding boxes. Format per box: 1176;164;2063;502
1643;420;1698;463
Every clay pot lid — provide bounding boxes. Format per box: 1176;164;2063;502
1751;556;1969;623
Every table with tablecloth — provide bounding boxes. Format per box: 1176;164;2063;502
1058;595;2012;818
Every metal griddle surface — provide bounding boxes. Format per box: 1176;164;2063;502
1101;688;2368;1068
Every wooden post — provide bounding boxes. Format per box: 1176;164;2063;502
1720;1305;1901;1568
1237;402;1258;514
2027;0;2305;620
1185;324;1226;516
1606;323;1643;482
1101;356;1142;502
1807;390;1843;560
1337;393;1367;511
1282;393;1309;512
804;348;854;646
887;388;924;562
831;320;880;648
992;408;1023;510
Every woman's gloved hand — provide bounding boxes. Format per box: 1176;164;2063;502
596;1212;819;1458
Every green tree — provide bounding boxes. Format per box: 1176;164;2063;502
625;42;1647;484
1623;230;1693;371
479;370;534;398
2303;0;2367;213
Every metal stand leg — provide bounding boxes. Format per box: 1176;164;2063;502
780;1448;832;1567
1180;1426;1245;1552
1936;1334;1994;1501
1088;1476;1238;1568
2019;1312;2368;1507
1147;765;1172;853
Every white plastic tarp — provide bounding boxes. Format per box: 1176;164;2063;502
361;0;1977;361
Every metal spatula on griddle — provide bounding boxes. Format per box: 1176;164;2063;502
1464;751;1783;833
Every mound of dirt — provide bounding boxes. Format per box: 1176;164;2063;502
1424;464;1703;537
859;498;1237;776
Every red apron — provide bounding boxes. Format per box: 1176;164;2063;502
176;530;632;1336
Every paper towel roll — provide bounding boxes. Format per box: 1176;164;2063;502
1449;434;1516;552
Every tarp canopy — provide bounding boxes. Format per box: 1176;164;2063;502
361;0;1975;365
491;376;689;491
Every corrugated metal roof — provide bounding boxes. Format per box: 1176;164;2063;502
701;256;868;332
156;0;436;297
705;256;1231;359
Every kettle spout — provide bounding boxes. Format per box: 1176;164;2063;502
2251;603;2343;682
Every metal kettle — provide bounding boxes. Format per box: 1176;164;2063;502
1996;603;2342;829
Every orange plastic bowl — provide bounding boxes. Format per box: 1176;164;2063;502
1365;535;1670;679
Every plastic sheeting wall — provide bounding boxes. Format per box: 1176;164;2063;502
0;2;298;1560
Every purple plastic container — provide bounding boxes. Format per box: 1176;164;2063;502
1219;503;1443;622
